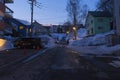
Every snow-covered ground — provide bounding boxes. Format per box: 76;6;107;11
68;29;120;55
77;28;87;38
68;45;120;55
70;30;115;46
68;29;120;68
51;33;66;41
39;35;56;48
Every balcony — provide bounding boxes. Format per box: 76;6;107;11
5;0;13;3
5;6;13;17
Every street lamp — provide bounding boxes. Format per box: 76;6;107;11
66;31;70;34
73;27;76;31
73;26;77;40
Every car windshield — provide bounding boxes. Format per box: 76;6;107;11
0;0;120;80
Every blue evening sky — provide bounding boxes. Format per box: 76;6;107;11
7;0;98;25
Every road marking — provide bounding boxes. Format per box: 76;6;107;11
23;49;48;63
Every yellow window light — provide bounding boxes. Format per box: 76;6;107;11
19;26;24;30
0;39;6;47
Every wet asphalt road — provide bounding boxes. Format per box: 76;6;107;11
0;46;119;80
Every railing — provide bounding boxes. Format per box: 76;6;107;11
5;6;13;17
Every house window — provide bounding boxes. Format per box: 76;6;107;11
87;30;89;34
91;20;93;24
98;18;103;22
91;28;93;34
98;26;103;30
19;26;24;30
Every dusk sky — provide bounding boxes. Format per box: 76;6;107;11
7;0;98;25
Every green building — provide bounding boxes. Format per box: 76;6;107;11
85;11;112;36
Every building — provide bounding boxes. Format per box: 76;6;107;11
85;11;112;36
32;21;48;36
4;18;31;37
113;0;120;36
0;0;13;31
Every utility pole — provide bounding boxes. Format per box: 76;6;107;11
31;0;34;24
28;0;35;25
28;0;36;37
28;0;41;24
28;0;41;37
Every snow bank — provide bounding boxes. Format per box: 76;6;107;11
70;30;115;47
77;28;87;38
68;45;120;55
68;30;119;55
39;35;56;48
0;39;14;51
51;33;66;40
45;36;56;48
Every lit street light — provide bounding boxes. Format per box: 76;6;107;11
73;27;76;31
66;31;70;34
73;26;77;40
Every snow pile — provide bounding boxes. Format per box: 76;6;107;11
51;33;66;40
68;45;120;55
70;30;115;46
68;30;118;55
45;36;56;48
109;60;120;68
39;35;56;48
77;28;87;38
0;39;14;51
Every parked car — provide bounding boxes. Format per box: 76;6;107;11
14;37;43;49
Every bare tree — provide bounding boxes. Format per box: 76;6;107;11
66;0;80;26
96;0;113;14
79;4;89;24
66;0;88;40
66;0;88;25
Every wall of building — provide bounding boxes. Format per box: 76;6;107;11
114;0;120;36
0;1;5;31
86;15;95;35
94;17;111;34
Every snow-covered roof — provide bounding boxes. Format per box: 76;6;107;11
15;19;31;25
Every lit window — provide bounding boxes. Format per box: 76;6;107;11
29;28;32;32
19;26;24;30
